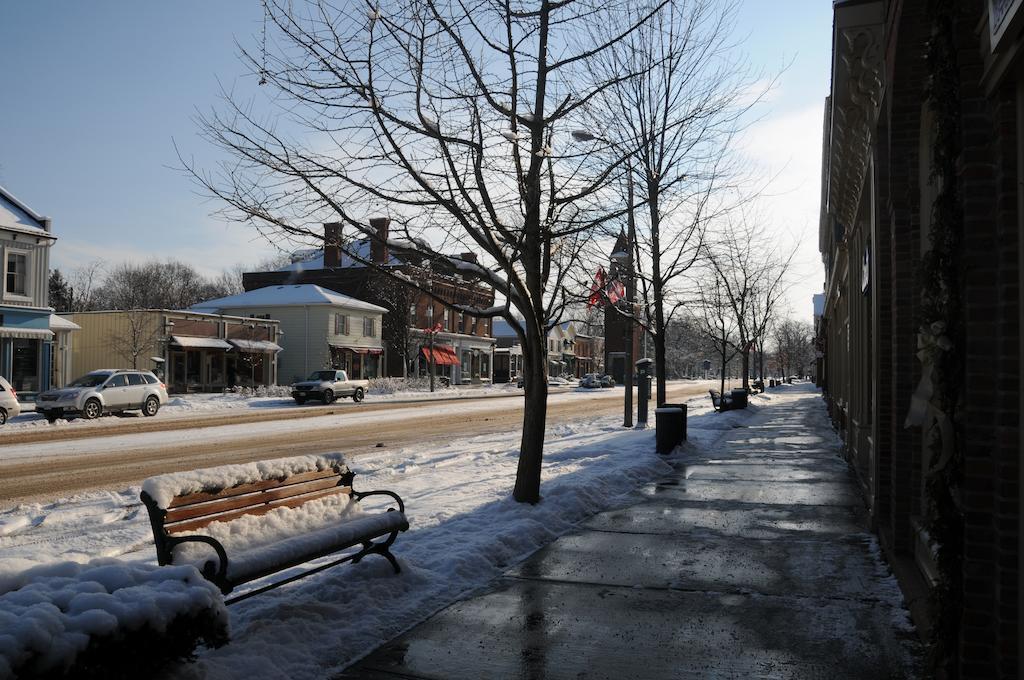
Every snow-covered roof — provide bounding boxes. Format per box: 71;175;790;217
491;318;522;339
282;239;402;271
0;185;54;239
50;315;80;331
191;285;388;314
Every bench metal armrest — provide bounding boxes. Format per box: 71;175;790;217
351;489;406;515
166;534;230;584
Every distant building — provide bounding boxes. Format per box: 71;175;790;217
63;310;281;393
192;284;386;384
603;231;641;383
244;220;495;384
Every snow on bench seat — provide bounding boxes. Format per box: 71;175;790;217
142;452;348;510
140;452;408;600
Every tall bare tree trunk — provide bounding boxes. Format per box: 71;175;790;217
514;328;549;503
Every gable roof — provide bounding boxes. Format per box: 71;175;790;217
0;185;55;239
190;284;388;314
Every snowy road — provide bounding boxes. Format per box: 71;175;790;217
0;381;715;505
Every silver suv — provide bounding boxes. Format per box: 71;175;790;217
36;369;169;423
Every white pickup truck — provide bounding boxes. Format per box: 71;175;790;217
290;370;368;404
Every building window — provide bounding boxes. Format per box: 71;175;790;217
6;251;28;297
363;317;375;337
443;308;450;330
409;304;417;326
335;314;349;335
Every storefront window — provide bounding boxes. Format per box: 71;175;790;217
12;339;38;391
481;354;490;376
186;351;201;387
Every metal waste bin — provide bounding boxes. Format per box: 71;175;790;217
730;388;748;409
655;407;684;454
769;378;776;388
661;403;688;443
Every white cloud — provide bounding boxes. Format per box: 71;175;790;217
736;100;826;322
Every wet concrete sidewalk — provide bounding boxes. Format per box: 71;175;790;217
342;384;921;679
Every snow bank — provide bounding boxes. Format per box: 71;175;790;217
142;452;348;509
0;559;227;679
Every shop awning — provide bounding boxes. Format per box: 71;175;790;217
0;326;54;340
171;335;232;350
229;338;283;353
421;344;460;366
330;345;383;355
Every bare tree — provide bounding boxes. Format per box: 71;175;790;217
94;261;223;310
695;274;739;396
185;0;669;503
773;317;814;379
579;0;769;405
705;215;791;389
69;260;105;312
109;311;162;369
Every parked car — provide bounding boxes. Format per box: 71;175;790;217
580;373;603;389
599;374;616;388
0;376;22;425
36;369;168;422
291;370;368;404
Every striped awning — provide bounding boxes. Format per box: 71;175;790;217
330;344;383;355
0;326;54;339
171;335;232;350
420;344;459;366
229;339;283;353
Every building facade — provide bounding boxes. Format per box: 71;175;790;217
192;284;385;385
244;220;495;383
64;310;281;393
0;186;59;395
818;2;1021;676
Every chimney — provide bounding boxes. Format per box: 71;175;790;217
369;217;390;264
459;252;478;264
324;222;342;268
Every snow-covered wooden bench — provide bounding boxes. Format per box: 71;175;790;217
709;389;734;412
139;453;408;604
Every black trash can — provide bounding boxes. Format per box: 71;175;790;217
661;402;688;443
655;407;684;454
730;388;748;409
769;378;776;388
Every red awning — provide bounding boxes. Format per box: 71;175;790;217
421;344;460;366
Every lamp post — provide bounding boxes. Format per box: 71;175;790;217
574;130;636;428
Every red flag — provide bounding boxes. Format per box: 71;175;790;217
587;267;607;308
606;279;625;304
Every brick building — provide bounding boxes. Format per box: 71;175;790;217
818;1;1020;676
603;231;642;384
244;220;495;383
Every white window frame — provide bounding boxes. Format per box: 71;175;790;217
363;316;375;337
334;313;349;335
3;247;31;302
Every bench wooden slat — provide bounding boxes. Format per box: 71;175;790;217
167;485;351;534
168;468;343;509
165;477;347;524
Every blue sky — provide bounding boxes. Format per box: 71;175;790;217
0;0;832;317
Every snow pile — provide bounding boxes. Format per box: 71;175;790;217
142;452;348;509
0;559;227;679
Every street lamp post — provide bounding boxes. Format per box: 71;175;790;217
576;129;637;429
